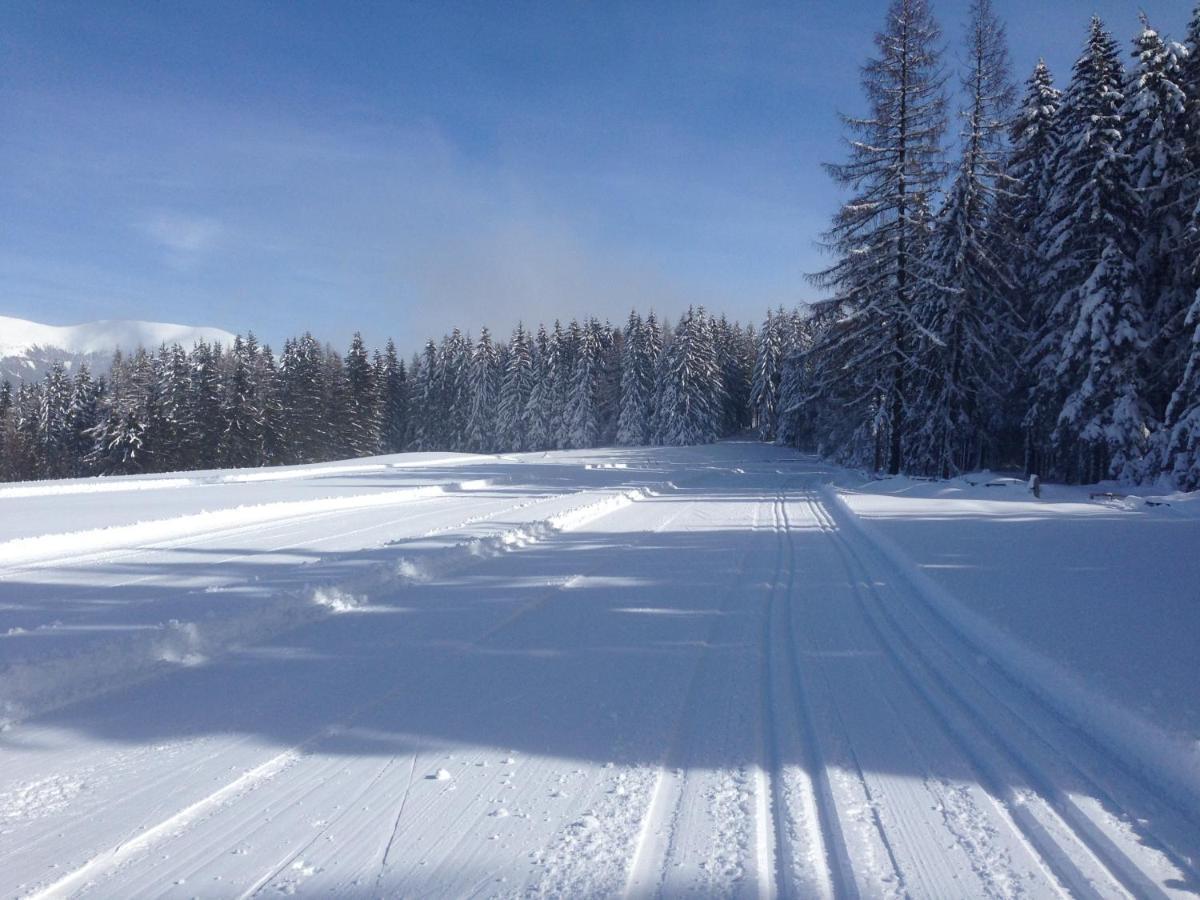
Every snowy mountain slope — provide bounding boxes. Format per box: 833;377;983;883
0;443;1197;898
0;314;235;381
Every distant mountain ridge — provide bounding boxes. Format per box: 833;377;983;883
0;315;236;382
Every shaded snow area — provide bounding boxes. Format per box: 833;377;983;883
0;443;1197;898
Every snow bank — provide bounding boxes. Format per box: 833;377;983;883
0;478;496;568
824;484;1200;811
0;484;654;729
0;453;487;500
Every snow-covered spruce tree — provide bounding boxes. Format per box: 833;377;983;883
563;319;604;449
345;332;382;457
188;341;222;468
595;320;622;445
524;324;555;451
37;363;74;478
808;0;947;473
1123;19;1191;425
322;348;356;461
437;329;471;452
775;311;815;448
716;315;753;437
405;344;438;451
252;338;283;465
616;311;654;445
216;336;262;468
377;339;407;453
496;324;533;452
910;0;1016;477
553;320;581;449
1004;59;1062;474
654;307;726;446
0;381;17;482
748;310;783;441
66;365;102;476
1034;18;1147;483
1161;293;1200;489
466;327;500;453
279;333;329;463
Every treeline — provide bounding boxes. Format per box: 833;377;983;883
764;0;1200;489
0;308;759;482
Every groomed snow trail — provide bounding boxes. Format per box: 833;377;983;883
1;445;1196;898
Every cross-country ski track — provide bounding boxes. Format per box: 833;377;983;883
0;442;1197;898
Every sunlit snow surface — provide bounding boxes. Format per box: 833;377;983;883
1;443;1197;898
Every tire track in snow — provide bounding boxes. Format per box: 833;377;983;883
802;489;1183;899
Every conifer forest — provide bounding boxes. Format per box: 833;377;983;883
4;1;1200;490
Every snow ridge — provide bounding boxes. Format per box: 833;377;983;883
824;485;1200;815
0;483;654;729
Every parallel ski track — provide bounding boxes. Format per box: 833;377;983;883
803;485;1197;899
16;484;670;899
621;497;764;898
771;485;873;900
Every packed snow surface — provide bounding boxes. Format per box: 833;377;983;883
1;443;1197;898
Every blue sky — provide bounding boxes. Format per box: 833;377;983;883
0;0;1191;352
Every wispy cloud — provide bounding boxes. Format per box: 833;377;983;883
138;211;223;264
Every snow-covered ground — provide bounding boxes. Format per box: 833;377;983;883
1;443;1197;898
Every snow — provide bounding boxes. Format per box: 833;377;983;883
0;442;1197;897
0;315;235;359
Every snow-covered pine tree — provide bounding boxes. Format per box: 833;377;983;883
1161;293;1200;489
524;324;555;451
405;345;436;451
1004;59;1062;474
0;381;16;482
748;310;782;441
775;311;815;448
1123;19;1191;423
278;333;327;463
252;337;283;464
497;324;534;452
322;348;355;461
439;329;472;451
616;311;653;445
66;365;101;476
808;0;947;473
1036;18;1147;482
378;339;407;453
562;319;607;449
715;315;752;437
911;0;1016;477
553;320;581;449
188;341;222;467
466;327;500;453
37;363;73;478
216;336;262;468
345;332;382;457
654;307;726;446
595;320;622;444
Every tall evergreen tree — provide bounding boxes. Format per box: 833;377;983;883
466;327;500;453
497;324;534;452
616;311;654;446
808;0;948;473
911;0;1016;476
1123;19;1191;420
1034;18;1146;482
345;332;382;456
654;308;726;446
